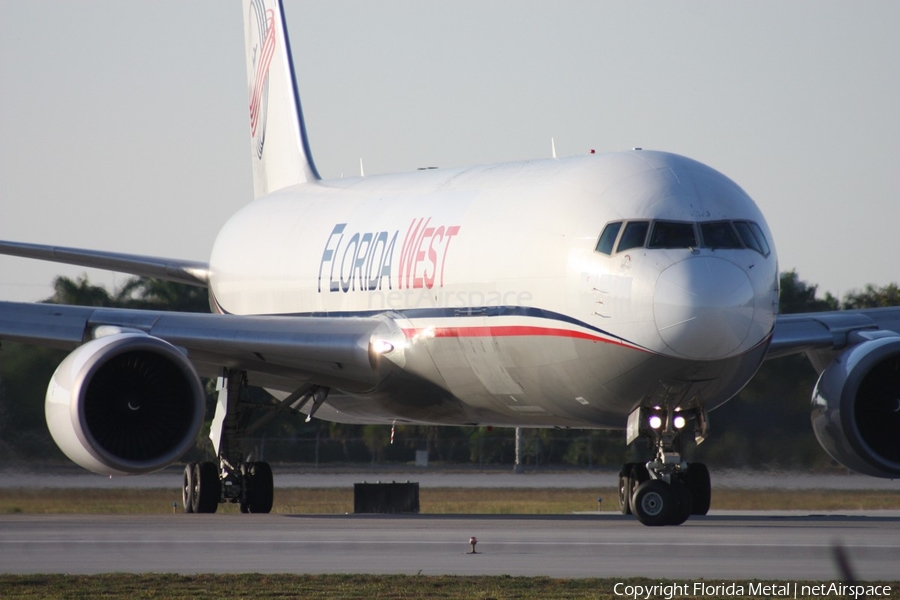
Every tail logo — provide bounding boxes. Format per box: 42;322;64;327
248;0;276;159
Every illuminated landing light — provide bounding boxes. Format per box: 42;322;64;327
648;415;663;430
673;415;687;430
372;340;394;354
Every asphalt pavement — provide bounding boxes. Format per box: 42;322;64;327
1;512;897;579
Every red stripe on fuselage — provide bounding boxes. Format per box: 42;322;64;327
401;325;648;352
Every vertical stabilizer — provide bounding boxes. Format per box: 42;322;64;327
243;0;319;197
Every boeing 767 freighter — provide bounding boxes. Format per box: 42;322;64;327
1;0;898;526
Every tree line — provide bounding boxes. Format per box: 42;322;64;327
0;271;898;470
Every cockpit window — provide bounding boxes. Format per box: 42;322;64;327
700;221;743;249
595;218;770;257
595;222;622;255
749;222;770;256
734;221;770;256
617;221;649;252
648;221;697;249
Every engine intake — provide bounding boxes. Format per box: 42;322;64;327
812;336;900;478
46;333;205;475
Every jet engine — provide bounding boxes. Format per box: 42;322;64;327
811;336;900;478
45;333;206;476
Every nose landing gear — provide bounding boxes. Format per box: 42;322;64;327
617;405;711;526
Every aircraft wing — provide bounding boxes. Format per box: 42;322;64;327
0;301;397;393
0;240;209;287
767;307;900;360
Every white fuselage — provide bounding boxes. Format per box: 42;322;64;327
208;150;779;428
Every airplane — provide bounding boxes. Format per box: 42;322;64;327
1;0;899;526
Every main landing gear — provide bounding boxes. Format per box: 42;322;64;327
182;460;274;514
182;368;329;514
617;405;711;526
181;370;273;514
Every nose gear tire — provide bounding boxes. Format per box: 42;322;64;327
632;480;676;526
685;462;711;515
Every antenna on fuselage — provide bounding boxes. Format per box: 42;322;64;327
551;137;557;159
360;158;365;177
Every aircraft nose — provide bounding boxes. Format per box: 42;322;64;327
654;256;755;360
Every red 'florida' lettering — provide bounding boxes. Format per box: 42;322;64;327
397;217;460;289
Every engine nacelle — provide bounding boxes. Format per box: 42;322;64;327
812;336;900;478
45;333;206;475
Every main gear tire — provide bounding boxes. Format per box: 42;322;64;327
182;463;196;514
243;461;274;514
192;461;220;514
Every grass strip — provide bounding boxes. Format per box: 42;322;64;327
0;575;897;600
1;487;899;515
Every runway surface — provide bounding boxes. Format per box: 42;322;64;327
2;512;898;579
3;467;899;490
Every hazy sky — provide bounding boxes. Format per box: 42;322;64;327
1;1;898;303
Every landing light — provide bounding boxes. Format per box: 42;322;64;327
372;340;394;354
648;415;663;430
673;415;687;430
